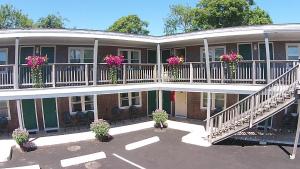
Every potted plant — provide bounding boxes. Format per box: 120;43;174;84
104;54;124;84
220;52;243;80
152;109;168;129
25;55;48;88
12;128;36;152
90;119;112;142
167;56;184;80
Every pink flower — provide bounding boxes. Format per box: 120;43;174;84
220;52;242;62
25;55;48;69
167;56;184;66
104;55;124;67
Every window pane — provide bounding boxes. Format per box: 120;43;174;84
72;103;82;112
70;49;81;63
121;99;129;107
0;101;8;117
84;49;93;63
85;96;93;102
131;92;139;97
288;46;299;60
215;94;225;109
215;48;225;59
71;96;81;102
131;51;140;60
120;93;128;98
0;50;7;65
85;103;93;111
132;98;140;105
120;51;128;63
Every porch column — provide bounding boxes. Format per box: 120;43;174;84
158;90;163;110
93;39;99;85
93;94;98;121
206;92;211;133
290;98;300;159
264;34;271;83
16;100;23;129
156;44;161;82
14;38;19;89
204;38;211;83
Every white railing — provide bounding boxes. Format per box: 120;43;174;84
208;64;299;143
0;65;14;88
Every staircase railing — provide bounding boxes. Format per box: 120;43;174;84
208;63;299;143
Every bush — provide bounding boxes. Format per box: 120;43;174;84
152;109;168;127
90;119;110;140
12;128;29;146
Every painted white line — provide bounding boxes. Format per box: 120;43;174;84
125;136;159;150
3;165;40;169
60;151;106;167
113;153;146;169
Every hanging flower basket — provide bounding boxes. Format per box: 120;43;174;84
104;54;124;84
166;56;184;80
25;55;48;88
220;52;242;80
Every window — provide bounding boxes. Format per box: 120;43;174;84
119;92;141;108
69;96;94;113
68;47;93;63
286;44;300;60
118;49;141;63
200;46;225;62
0;48;8;65
0;101;10;119
201;93;226;110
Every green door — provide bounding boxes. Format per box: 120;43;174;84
20;47;34;64
22;99;38;131
147;50;157;115
238;44;252;60
163;91;171;114
42;98;58;130
41;47;55;63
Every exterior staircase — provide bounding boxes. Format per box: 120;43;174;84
208;64;300;144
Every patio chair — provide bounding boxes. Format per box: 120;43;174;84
0;115;8;133
76;111;89;126
63;112;75;131
111;106;122;124
129;105;139;120
86;111;94;123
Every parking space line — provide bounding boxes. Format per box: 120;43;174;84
60;151;106;167
113;153;146;169
125;136;159;150
3;165;40;169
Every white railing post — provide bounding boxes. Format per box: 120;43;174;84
85;64;89;85
14;38;19;89
190;63;193;83
156;44;161;82
153;64;157;82
161;64;164;82
265;34;271;83
93;94;98;121
204;38;211;83
93;39;98;86
252;61;256;84
123;64;126;84
52;64;56;87
206;92;211;133
220;62;224;83
249;95;255;128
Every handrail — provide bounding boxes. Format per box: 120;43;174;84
210;64;299;119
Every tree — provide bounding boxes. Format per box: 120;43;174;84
36;14;67;28
107;15;149;35
164;5;198;35
0;4;33;29
248;7;272;25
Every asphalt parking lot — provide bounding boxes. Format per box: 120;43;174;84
0;128;299;169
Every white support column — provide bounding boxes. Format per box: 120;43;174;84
93;39;98;85
14;38;19;89
158;90;163;110
16;100;23;129
290;99;300;159
206;92;211;133
156;44;161;82
264;34;271;83
93;94;98;121
204;39;211;83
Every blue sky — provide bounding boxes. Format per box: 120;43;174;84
0;0;299;35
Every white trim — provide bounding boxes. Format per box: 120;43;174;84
258;42;274;60
41;98;59;131
21;99;39;132
285;43;300;60
200;93;227;109
69;96;94;114
117;48;141;64
200;46;226;62
237;43;254;60
68;47;94;63
118;92;142;109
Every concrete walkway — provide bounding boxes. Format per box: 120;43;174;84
0;120;209;162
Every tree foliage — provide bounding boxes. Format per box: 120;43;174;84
0;4;33;29
36;14;67;28
107;15;149;35
164;0;272;34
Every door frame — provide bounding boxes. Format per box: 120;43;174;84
237;43;254;60
175;91;187;118
41;98;60;131
21;99;39;132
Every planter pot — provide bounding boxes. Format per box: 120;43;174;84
154;123;168;129
21;142;37;152
97;135;113;142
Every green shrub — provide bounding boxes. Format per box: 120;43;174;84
152;109;168;127
12;128;29;145
90;119;110;139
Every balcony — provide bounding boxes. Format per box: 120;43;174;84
0;60;297;90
